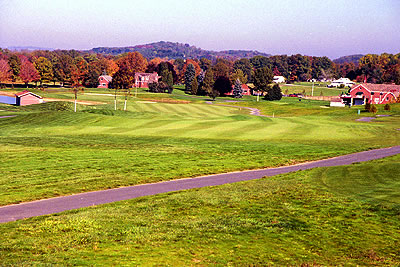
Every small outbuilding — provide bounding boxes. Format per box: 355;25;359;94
15;91;43;106
98;75;112;88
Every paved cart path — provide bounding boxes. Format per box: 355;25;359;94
1;146;400;223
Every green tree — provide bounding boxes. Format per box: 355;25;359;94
8;54;21;87
233;58;253;82
34;57;54;86
230;69;247;84
202;69;214;96
191;76;198;95
184;63;196;93
253;67;273;93
199;58;212;71
83;61;102;88
264;84;282;101
233;78;243;98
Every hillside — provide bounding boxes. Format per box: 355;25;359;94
333;54;364;64
89;41;270;59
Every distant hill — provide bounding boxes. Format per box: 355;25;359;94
333;54;364;64
89;41;270;60
7;46;54;51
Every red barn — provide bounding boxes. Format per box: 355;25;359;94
15;91;43;106
343;83;400;106
98;75;112;88
226;84;252;96
134;72;160;88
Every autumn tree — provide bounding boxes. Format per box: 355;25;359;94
0;59;11;87
20;60;40;87
52;54;74;86
83;61;103;88
34;57;54;86
112;52;147;89
212;59;230;80
146;57;163;73
70;57;88;112
253;67;273;93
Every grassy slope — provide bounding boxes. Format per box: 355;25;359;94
0;97;399;205
1;155;399;265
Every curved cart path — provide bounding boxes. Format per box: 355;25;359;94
206;101;270;117
1;146;400;223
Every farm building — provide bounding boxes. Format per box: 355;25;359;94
15;91;43;106
225;84;252;96
134;72;160;88
340;83;400;106
98;75;112;88
273;76;286;83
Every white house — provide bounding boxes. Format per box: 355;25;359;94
273;76;286;83
327;78;355;88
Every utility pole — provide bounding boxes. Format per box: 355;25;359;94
311;81;314;96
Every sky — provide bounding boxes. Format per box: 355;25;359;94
0;0;399;59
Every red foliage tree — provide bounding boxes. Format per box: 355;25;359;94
0;59;11;83
20;60;40;87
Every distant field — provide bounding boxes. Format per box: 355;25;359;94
281;82;347;97
1;155;399;265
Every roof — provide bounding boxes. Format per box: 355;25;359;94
135;72;159;77
99;75;112;82
352;83;400;97
15;90;42;99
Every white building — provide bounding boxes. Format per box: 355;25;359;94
273;76;286;83
327;78;355;88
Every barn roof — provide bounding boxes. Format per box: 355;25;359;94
99;75;112;82
352;83;400;96
15;90;42;99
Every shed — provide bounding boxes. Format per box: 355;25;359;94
15;91;43;106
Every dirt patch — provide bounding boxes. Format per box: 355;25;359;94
0;91;17;97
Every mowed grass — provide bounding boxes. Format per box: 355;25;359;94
0;99;399;205
1;155;399;265
281;82;345;96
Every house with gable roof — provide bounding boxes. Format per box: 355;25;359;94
98;75;112;88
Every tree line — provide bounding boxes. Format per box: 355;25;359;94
1;48;399;97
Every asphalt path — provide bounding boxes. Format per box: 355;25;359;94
1;145;400;223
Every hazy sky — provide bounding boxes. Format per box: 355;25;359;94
0;0;399;58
